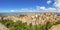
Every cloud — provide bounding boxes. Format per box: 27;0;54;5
19;8;40;12
54;0;60;8
36;6;56;10
36;6;56;12
16;0;60;12
9;6;56;12
39;6;46;10
10;0;60;13
1;0;60;13
19;8;33;12
47;7;56;10
10;10;16;12
54;0;60;12
47;0;51;4
9;8;41;12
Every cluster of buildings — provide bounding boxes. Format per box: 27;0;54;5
19;13;60;25
0;13;60;25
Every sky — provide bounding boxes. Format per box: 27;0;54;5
0;0;60;13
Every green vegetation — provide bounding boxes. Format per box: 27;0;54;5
0;20;60;30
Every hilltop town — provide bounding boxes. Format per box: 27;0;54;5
0;12;60;25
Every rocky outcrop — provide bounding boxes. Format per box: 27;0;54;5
49;24;60;30
0;23;9;30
